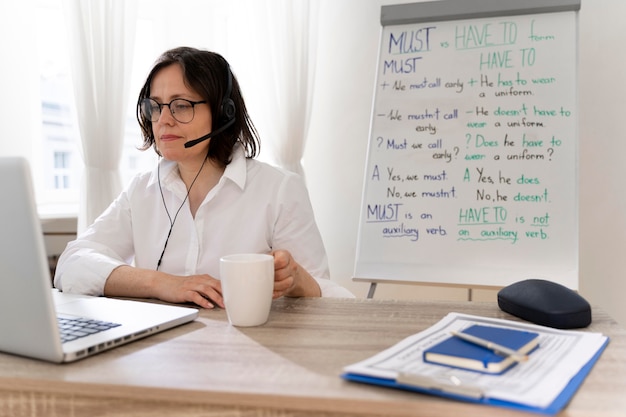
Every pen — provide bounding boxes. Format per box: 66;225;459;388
450;330;529;362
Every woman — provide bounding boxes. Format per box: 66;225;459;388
54;47;353;308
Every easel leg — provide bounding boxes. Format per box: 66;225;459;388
367;282;378;299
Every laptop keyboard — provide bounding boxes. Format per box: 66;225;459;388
57;315;121;343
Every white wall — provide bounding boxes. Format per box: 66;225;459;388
304;0;626;326
577;1;626;326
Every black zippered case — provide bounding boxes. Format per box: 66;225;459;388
497;279;592;329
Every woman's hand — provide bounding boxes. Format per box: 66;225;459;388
155;273;225;309
104;265;224;309
271;250;321;298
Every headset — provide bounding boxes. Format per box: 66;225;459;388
184;60;236;149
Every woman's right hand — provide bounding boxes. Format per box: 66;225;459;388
104;266;224;309
155;273;224;309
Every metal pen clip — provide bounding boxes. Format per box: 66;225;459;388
396;372;484;399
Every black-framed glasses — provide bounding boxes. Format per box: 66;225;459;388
140;98;207;124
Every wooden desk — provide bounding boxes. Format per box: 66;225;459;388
0;298;624;417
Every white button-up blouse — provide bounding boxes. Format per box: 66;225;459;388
54;145;353;298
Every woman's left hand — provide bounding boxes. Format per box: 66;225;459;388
271;249;321;298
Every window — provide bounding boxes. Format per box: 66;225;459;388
53;151;71;189
35;0;157;216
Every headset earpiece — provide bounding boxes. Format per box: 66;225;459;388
220;64;236;123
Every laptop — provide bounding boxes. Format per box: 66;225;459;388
0;157;198;363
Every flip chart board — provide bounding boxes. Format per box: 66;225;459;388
354;0;580;290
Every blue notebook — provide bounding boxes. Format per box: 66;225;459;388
423;325;540;374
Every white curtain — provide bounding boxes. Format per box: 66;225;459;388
64;0;138;233
242;0;319;176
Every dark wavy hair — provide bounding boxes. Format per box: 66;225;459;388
136;47;259;165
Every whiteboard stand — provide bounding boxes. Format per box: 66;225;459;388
366;282;378;299
359;278;490;301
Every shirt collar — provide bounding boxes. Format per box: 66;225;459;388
147;158;177;189
146;143;248;191
222;143;247;191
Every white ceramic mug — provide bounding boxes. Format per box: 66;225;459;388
219;253;274;327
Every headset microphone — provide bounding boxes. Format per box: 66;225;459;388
183;117;235;148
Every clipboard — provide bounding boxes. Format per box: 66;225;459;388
342;325;609;415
